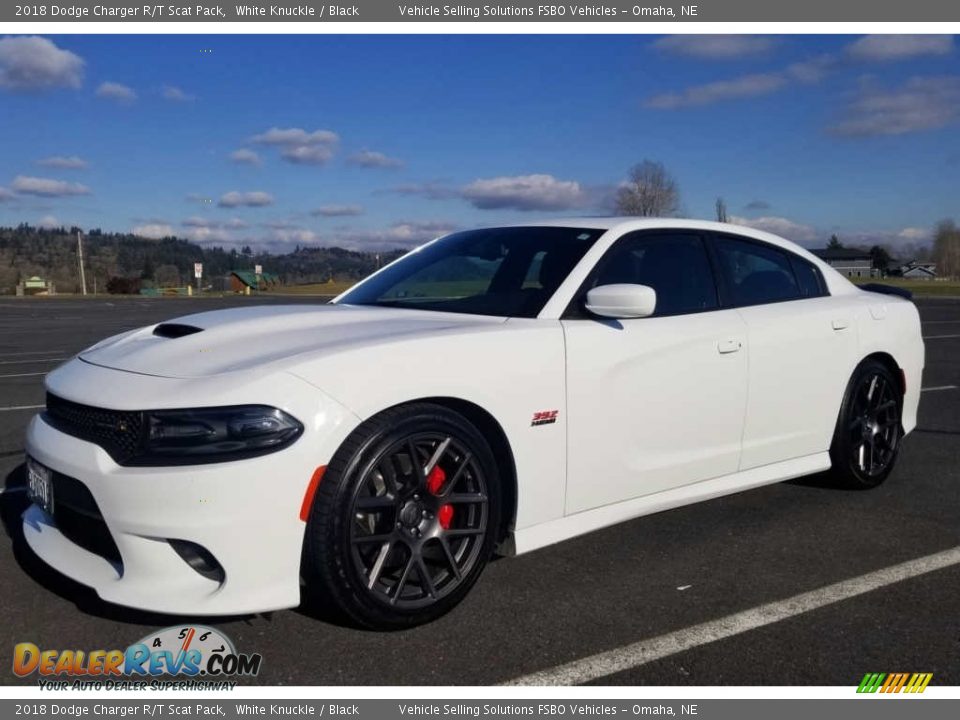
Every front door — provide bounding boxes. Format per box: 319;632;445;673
562;232;749;515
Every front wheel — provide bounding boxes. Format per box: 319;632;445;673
828;359;903;489
304;403;500;629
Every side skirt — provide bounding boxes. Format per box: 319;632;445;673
505;452;831;556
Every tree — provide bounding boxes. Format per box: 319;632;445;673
715;197;728;223
140;255;155;280
827;234;843;249
869;245;892;276
933;219;960;279
615;160;680;217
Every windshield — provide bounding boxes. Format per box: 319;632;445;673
337;226;604;318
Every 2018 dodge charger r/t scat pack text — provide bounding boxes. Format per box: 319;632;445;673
23;219;924;628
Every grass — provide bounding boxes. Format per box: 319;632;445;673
270;281;355;296
853;278;960;297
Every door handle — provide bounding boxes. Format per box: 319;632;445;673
832;318;850;331
717;339;742;354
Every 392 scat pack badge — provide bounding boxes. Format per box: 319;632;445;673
12;625;262;690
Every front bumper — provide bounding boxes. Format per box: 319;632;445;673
22;363;359;616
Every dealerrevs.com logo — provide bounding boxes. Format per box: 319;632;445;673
857;672;933;694
13;625;262;690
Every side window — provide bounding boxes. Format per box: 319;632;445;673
590;233;718;316
790;256;827;298
713;236;801;306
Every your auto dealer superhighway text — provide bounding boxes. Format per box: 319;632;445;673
35;5;358;18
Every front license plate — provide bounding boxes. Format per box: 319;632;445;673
26;457;54;515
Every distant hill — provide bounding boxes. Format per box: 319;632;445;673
0;224;405;294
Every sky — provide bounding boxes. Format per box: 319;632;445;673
0;33;958;252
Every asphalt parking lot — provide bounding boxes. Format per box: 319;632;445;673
1;295;958;686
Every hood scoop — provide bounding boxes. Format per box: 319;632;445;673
153;323;204;339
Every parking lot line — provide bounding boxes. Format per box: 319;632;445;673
504;545;960;686
0;357;64;366
0;350;68;358
0;405;43;413
921;385;958;393
923;334;960;340
0;372;47;379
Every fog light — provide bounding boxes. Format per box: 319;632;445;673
169;539;225;584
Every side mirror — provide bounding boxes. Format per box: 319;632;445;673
585;284;657;319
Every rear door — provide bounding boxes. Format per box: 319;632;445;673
710;233;858;469
562;231;749;514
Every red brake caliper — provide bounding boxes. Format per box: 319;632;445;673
426;466;454;529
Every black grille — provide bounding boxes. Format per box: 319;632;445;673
52;473;122;567
44;393;144;464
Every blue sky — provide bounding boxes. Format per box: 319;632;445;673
0;34;957;251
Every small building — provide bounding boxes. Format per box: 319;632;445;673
809;248;876;279
900;261;937;280
229;270;281;293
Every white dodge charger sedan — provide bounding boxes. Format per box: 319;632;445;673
23;219;924;628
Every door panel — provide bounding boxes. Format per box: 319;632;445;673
737;296;857;468
563;310;749;514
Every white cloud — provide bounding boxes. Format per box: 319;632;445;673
162;84;194;101
38;215;59;229
217;190;274;208
225;217;249;229
647;73;787;109
785;54;835;84
0;36;84;91
729;215;819;244
312;204;364;217
898;227;931;241
229;148;262;166
461;174;585;211
831;76;960;137
280;145;335;165
348;150;403;169
182;216;220;228
250;127;339;166
647;53;833;110
186;226;232;243
0;187;15;202
653;35;776;60
250;127;340;146
847;35;954;62
388;181;458;201
131;223;174;239
332;221;457;250
37;155;87;169
12;175;91;197
96;81;136;103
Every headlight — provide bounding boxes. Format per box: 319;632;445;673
134;405;304;465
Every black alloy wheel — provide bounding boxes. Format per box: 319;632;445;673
829;359;903;489
304;403;501;629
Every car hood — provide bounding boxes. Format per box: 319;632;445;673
78;304;506;379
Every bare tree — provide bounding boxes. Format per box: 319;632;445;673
615;160;681;217
715;197;728;223
933;219;960;278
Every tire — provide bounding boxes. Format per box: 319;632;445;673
304;402;501;629
828;359;903;489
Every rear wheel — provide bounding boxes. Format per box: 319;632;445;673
828;359;903;489
304;403;500;629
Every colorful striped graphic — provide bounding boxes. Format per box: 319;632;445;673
857;672;933;694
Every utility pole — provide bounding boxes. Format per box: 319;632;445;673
77;230;88;295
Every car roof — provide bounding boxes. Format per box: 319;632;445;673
504;216;812;256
